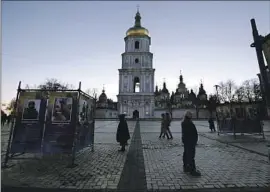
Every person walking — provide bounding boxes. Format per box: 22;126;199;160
181;111;201;176
1;110;7;126
166;113;173;139
208;116;216;132
159;114;169;139
116;114;130;152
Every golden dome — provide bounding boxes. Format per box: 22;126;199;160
126;27;149;36
126;11;149;37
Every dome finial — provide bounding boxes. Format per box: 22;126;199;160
179;70;183;83
102;84;105;93
137;4;140;12
134;6;141;27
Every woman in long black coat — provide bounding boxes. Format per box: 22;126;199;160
116;114;130;151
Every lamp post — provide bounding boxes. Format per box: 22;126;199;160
250;18;270;117
214;85;220;131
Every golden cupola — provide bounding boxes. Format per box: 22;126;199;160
126;10;149;37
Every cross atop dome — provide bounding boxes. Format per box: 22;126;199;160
126;7;150;37
134;7;142;27
102;84;105;93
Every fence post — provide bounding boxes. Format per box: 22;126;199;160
67;82;81;168
92;94;97;152
233;119;236;139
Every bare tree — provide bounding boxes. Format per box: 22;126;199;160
85;88;99;98
234;86;245;103
224;79;237;103
25;84;38;89
241;78;262;102
218;81;227;103
242;80;253;102
38;78;72;91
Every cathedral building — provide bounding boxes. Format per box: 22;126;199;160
114;10;211;119
154;71;209;119
117;10;155;118
171;72;195;108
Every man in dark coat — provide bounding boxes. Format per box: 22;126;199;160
116;114;130;152
181;111;201;176
208;117;216;132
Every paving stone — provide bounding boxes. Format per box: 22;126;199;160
2;120;270;192
139;121;270;191
1;121;136;189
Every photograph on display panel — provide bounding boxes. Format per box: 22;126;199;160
86;99;95;122
79;99;88;123
22;99;41;120
51;97;73;122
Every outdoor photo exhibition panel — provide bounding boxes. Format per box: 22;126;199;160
75;94;95;152
42;92;78;154
10;91;47;154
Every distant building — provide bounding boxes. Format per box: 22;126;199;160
95;88;118;119
153;72;210;119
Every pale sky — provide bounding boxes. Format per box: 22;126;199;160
2;1;270;102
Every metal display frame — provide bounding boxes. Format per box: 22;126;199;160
2;81;96;169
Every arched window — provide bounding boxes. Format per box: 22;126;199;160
133;77;140;93
135;41;139;49
135;58;139;63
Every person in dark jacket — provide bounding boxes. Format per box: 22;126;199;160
1;110;7;126
6;115;12;126
181;111;201;176
159;114;169;139
166;113;173;139
116;114;130;152
208;117;216;132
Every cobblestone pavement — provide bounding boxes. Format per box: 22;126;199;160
2;120;270;192
140;121;270;191
1;120;136;190
117;121;147;191
193;121;270;156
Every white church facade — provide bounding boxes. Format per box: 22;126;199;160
117;10;155;118
95;10;212;119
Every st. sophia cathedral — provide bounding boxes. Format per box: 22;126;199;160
96;10;208;119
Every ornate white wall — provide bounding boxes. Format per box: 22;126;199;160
118;35;155;118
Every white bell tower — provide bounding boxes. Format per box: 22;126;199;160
117;9;155;118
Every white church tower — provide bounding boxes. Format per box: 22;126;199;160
117;9;155;118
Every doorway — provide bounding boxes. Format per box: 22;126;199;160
133;110;139;119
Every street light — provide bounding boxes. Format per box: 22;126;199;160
214;85;220;103
214;85;221;131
